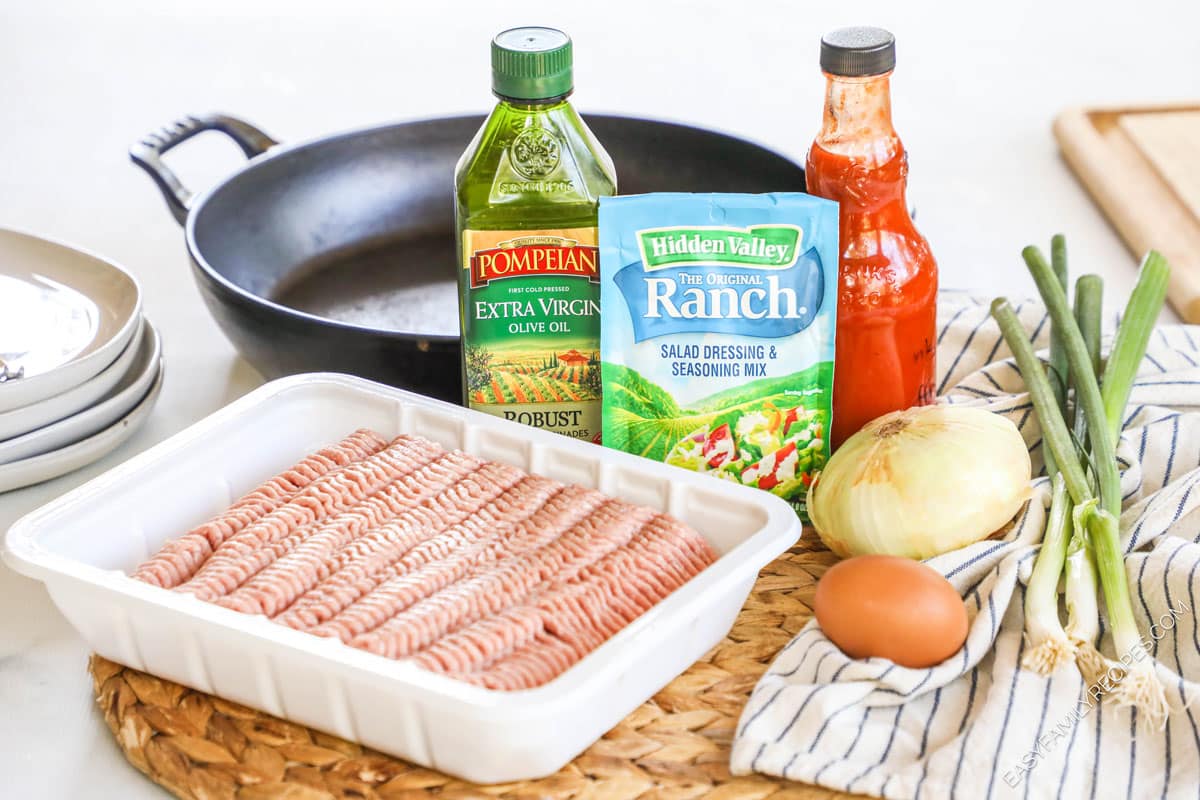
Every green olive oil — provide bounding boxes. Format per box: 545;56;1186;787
454;27;617;442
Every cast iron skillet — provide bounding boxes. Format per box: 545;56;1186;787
132;113;807;402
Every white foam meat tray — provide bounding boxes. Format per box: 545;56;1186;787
3;374;800;783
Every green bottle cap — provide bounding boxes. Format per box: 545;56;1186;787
491;27;573;100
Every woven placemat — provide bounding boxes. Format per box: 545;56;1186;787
90;535;866;800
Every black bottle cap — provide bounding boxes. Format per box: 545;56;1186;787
820;27;896;77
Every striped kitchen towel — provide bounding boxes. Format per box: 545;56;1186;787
731;294;1200;799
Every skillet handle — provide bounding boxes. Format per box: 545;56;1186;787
130;113;278;225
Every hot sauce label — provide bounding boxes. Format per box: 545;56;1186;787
460;228;602;443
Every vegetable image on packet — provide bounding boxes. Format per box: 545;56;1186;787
599;193;839;517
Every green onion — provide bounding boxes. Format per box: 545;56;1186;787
1074;275;1104;380
1072;275;1101;414
998;240;1171;723
1100;251;1171;448
1070;276;1103;442
995;297;1084;676
1021;236;1075;674
1022;473;1075;674
991;298;1090;505
1022;246;1120;514
1063;273;1106;676
1048;234;1070;421
1063;525;1106;685
1021;246;1169;726
993;290;1166;725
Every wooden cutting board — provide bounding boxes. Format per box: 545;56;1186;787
1054;104;1200;323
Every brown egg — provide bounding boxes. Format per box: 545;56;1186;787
813;555;968;668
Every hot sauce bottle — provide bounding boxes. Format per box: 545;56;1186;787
805;27;938;449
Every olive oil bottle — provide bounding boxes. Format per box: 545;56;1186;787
455;27;617;443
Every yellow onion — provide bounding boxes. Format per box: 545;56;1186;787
808;405;1031;559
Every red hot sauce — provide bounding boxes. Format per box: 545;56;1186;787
805;28;938;449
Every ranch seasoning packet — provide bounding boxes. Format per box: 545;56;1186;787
599;193;838;517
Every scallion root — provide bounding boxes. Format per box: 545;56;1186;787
1023;635;1076;675
1072;640;1117;689
1109;662;1169;730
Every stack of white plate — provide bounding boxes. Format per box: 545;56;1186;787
0;229;163;493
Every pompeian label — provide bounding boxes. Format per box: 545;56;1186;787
612;225;824;343
469;237;600;287
460;228;602;443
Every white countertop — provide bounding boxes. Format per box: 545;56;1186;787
1;0;1196;795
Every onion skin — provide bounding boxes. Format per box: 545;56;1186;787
814;555;968;668
808;405;1031;560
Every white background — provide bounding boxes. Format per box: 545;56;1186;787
1;0;1197;795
